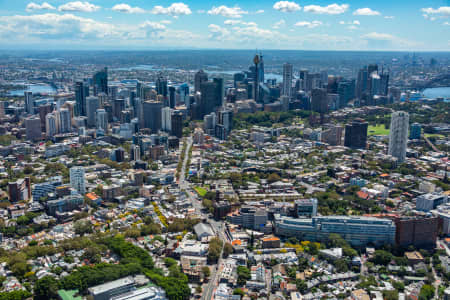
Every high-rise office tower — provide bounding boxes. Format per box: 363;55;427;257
96;108;108;132
234;72;245;88
253;54;261;103
143;101;162;133
380;71;389;96
113;98;125;120
337;80;355;108
24;91;34;115
344;118;368;149
168;86;176;108
171;111;183;138
136;81;142;99
258;53;265;83
356;67;368;99
161;106;172;132
198;79;223;118
388;111;409;163
93;67;108;95
179;84;189;107
59;108;71;133
282;63;293;98
218;109;233;132
108;86;118;101
311;88;328;114
130;144;141;161
86;96;100;127
45;113;58;138
75;81;87;116
156;74;168;97
194;70;208;93
410;122;421;140
25;116;42;141
38;104;53;129
70;166;85;195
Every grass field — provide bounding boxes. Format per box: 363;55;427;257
194;187;207;197
368;124;390;136
424;133;446;139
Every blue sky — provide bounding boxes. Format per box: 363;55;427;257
0;0;448;50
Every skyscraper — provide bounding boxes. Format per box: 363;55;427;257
168;86;176;108
194;70;208;93
25;116;42;141
171;111;183;138
198;79;223;119
130;144;141;161
388;111;409;163
70;166;86;195
161;106;172;132
410;122;421;140
282;63;293;98
344;119;368;149
143;101;162;133
45;113;58;138
311;88;328;114
96;108;108;132
75;81;87;116
59;108;71;133
24;91;34;114
93;67;108;95
218;109;233;132
156;74;168;97
86;96;100;127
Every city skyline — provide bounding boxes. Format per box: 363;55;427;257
0;0;449;51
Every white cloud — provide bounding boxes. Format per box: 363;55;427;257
224;20;257;26
444;21;450;26
353;20;360;25
160;20;172;25
362;32;394;40
304;4;349;15
273;19;285;29
255;9;264;14
0;13;118;40
353;8;380;16
58;1;100;12
421;7;450;16
224;19;241;25
295;20;322;28
208;6;248;18
112;4;145;14
273;1;301;13
208;24;230;40
26;2;55;12
384;16;394;19
152;3;192;16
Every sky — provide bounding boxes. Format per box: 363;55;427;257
0;0;448;51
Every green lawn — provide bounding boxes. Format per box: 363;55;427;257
424;133;446;139
368;124;390;136
194;187;207;197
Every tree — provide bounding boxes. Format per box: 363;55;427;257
267;173;281;183
419;284;434;300
233;288;245;297
223;243;233;258
371;250;393;266
207;238;223;264
73;220;93;236
383;290;398;300
202;266;210;279
295;279;307;293
34;276;59;300
237;266;251;286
